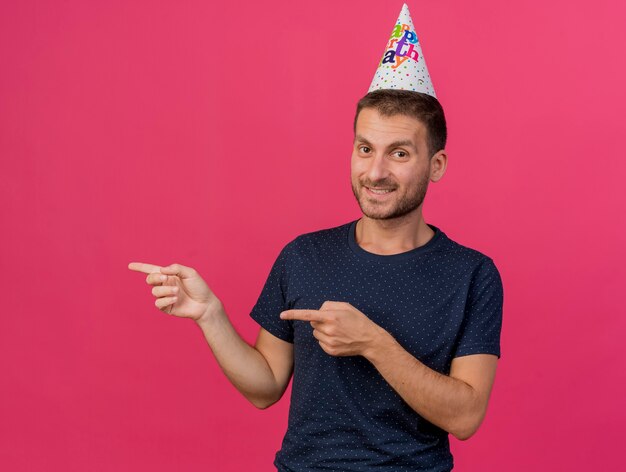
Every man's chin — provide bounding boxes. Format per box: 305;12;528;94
363;213;391;221
359;204;396;221
359;199;424;221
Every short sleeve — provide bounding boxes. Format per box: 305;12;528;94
453;257;504;359
249;241;295;343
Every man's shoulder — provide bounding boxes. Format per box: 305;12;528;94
436;228;499;270
281;220;353;256
295;220;352;241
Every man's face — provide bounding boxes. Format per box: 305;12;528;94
351;108;432;221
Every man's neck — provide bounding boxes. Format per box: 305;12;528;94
355;211;435;256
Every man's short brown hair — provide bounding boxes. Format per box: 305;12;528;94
354;89;447;159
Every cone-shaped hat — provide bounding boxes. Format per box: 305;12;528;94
368;3;436;98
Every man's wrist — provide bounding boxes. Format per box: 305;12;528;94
196;299;224;328
363;325;398;362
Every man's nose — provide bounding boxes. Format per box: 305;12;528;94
365;153;391;182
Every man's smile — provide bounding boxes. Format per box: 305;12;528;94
364;186;396;197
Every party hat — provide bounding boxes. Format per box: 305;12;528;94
368;3;436;98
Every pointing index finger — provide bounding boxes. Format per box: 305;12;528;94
280;309;326;322
128;262;163;274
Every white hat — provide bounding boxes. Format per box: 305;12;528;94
368;3;437;98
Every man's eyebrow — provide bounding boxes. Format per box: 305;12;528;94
354;134;417;151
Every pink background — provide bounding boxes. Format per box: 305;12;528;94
1;0;624;470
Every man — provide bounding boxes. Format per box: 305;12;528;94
128;5;503;471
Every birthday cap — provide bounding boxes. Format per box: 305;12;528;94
368;3;436;98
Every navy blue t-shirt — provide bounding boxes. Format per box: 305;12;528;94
250;219;503;472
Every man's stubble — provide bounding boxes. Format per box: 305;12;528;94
350;171;430;221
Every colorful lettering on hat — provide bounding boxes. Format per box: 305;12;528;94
380;27;420;69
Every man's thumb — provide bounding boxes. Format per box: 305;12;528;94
160;263;194;279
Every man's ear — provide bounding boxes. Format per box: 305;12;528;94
430;149;448;182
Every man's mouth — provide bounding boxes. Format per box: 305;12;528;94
364;186;395;196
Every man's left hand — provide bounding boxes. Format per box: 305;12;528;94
279;301;386;357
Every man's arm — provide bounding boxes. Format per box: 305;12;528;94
363;331;498;440
127;260;294;409
196;304;294;409
280;301;498;440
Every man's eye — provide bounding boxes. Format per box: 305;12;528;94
394;151;408;158
359;146;371;153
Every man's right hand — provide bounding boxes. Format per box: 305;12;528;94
127;262;221;322
127;260;293;409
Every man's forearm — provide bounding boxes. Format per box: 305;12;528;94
363;329;479;440
195;303;280;409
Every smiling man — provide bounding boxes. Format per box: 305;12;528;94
129;4;503;472
250;4;502;469
267;88;503;471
